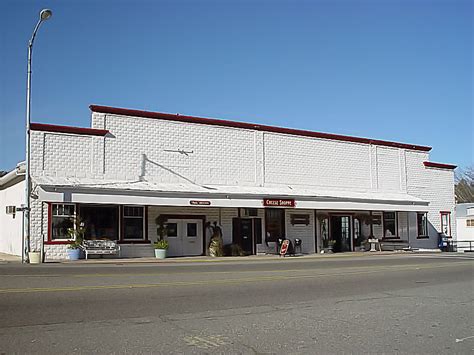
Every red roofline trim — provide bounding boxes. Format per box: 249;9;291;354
89;105;432;152
30;123;109;137
423;162;457;170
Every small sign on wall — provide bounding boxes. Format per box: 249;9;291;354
190;200;211;206
263;199;295;208
290;214;310;225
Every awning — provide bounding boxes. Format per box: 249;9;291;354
35;177;429;212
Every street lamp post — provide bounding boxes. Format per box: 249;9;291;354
24;9;52;263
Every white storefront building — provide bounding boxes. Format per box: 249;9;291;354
0;105;456;260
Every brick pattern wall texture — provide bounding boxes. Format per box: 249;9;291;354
406;151;455;247
27;111;455;258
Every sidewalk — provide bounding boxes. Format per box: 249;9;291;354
0;253;21;263
57;251;403;265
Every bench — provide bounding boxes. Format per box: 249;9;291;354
80;240;120;260
380;239;410;251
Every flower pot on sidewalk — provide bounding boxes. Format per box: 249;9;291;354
28;251;41;264
67;248;81;260
154;249;167;259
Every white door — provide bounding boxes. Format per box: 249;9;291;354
166;219;203;257
182;219;203;256
166;219;182;257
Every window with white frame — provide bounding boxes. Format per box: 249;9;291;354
383;212;397;238
51;204;76;240
440;212;451;236
467;219;474;227
417;212;428;237
123;206;145;240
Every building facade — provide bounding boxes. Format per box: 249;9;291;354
1;105;457;260
455;203;474;251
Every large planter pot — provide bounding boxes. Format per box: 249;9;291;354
28;251;41;264
67;248;81;260
154;249;167;259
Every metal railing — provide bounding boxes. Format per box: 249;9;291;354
447;240;474;252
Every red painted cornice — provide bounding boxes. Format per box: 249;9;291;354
30;123;109;136
423;161;457;170
90;105;432;152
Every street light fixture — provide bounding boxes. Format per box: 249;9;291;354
24;9;52;263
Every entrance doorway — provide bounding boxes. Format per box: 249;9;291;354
166;219;204;257
330;215;352;252
232;218;262;255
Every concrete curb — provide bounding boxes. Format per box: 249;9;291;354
54;251;406;265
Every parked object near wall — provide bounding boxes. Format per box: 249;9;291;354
67;248;80;260
154;239;169;259
28;251;41;264
209;223;224;257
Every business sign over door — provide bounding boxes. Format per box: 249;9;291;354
263;199;295;207
189;200;211;206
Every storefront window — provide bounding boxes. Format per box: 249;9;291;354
353;218;361;246
80;205;119;240
265;209;285;243
383;212;397;238
51;203;75;240
123;206;145;240
440;212;451;236
320;218;329;248
417;213;428;236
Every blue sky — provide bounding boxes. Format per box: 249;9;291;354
1;0;472;172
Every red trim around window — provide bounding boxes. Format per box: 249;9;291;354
44;241;76;245
423;162;457;170
31;123;109;136
440;211;452;237
47;202;52;242
89;105;432;152
47;202;76;243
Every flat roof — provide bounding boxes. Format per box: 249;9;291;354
90;105;432;152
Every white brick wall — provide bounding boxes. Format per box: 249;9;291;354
406;151;456;247
264;134;372;189
103;114;257;184
376;147;401;192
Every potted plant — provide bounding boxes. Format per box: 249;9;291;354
67;240;82;260
154;239;169;259
327;239;336;253
28;250;41;264
66;221;85;260
154;215;169;259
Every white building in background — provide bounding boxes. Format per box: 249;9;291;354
0;105;457;260
455;203;474;251
0;163;25;256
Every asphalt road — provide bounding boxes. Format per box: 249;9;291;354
0;254;473;354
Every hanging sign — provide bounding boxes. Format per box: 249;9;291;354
263;199;295;207
280;239;289;256
190;200;211;206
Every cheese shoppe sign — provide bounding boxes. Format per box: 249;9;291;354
263;199;295;208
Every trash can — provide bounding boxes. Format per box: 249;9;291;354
438;233;448;252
